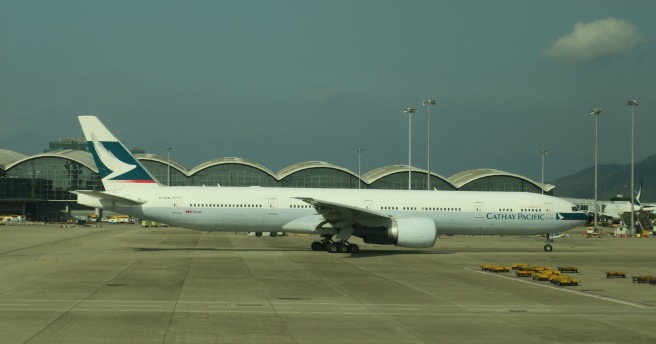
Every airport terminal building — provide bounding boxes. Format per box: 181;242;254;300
1;144;553;221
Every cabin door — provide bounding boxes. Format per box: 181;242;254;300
544;203;554;219
171;197;182;215
268;198;278;215
475;202;484;218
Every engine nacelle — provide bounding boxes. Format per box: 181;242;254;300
389;217;437;248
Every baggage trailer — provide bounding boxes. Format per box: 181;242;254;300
632;276;654;284
553;275;580;286
606;271;626;278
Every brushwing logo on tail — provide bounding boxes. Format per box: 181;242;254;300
91;133;136;180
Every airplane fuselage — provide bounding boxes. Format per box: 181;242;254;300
84;186;581;236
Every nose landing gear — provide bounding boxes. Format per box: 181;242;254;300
543;233;554;252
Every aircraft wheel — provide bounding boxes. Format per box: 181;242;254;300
348;244;359;254
338;242;349;253
255;232;262;237
311;241;323;251
544;244;553;252
270;232;277;237
325;242;338;253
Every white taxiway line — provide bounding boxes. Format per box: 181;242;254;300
467;268;648;309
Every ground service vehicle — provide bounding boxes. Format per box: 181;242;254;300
553;275;580;286
516;270;533;277
632;276;653;283
533;270;559;281
606;271;626;278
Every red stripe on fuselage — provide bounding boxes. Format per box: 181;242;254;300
115;180;157;183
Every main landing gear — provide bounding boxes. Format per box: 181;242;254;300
311;237;359;254
543;233;554;252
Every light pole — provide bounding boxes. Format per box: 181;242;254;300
590;108;602;232
423;99;436;190
357;148;364;189
403;108;416;190
540;149;548;194
627;99;638;235
166;146;173;186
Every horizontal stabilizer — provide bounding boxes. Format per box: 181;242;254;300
72;190;147;205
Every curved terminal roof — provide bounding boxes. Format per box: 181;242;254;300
362;165;452;185
0;150;555;192
191;157;276;177
5;150;98;172
0;149;28;169
135;153;189;175
448;168;554;192
134;155;277;179
277;161;356;180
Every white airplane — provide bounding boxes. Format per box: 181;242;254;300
600;182;652;223
74;116;588;253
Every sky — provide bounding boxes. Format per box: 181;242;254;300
1;0;655;182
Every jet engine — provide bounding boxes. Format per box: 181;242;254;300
389;217;437;248
354;217;437;248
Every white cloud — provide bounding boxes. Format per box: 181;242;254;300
545;18;645;65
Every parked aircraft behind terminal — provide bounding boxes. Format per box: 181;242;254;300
74;116;588;253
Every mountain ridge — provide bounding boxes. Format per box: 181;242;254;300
551;154;656;202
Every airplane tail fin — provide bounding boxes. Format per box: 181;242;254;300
78;116;161;190
634;180;642;207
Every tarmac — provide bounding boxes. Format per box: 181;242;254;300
0;224;654;344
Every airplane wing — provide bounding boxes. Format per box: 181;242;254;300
293;197;392;229
72;190;147;205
